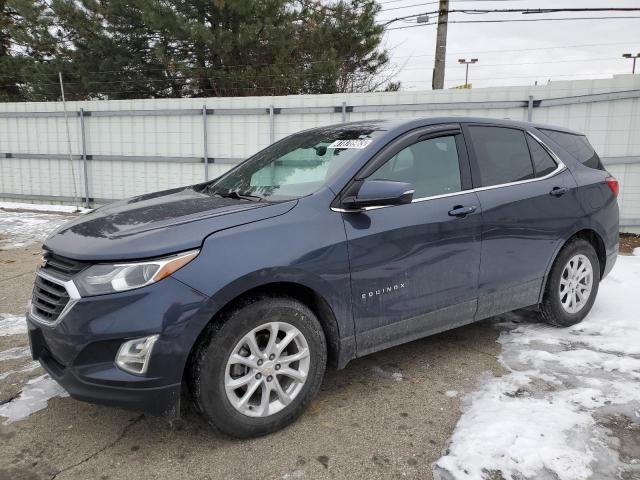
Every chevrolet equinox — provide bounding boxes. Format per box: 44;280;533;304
27;117;619;437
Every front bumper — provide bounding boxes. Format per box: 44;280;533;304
27;276;210;418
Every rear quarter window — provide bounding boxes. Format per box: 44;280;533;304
539;129;605;171
467;126;535;187
526;135;557;177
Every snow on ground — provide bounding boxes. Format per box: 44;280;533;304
0;201;91;214
0;210;72;249
0;346;31;362
0;374;68;424
435;255;640;480
0;361;40;381
0;314;27;336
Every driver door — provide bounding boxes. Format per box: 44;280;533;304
340;126;482;356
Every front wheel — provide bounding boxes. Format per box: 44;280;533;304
190;296;327;438
540;238;600;327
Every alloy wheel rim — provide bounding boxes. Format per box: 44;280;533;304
559;254;593;314
224;321;310;417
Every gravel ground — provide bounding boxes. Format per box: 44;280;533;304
2;209;638;480
0;210;505;480
619;233;640;255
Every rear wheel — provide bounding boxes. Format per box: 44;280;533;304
190;296;326;438
540;239;600;327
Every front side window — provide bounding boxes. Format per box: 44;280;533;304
467;126;534;187
206;125;385;201
368;135;462;199
539;129;605;171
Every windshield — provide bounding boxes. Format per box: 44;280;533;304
205;124;385;201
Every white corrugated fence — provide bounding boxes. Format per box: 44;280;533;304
0;74;639;232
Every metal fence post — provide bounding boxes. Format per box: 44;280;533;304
79;108;90;208
202;105;209;181
341;101;347;123
527;95;534;122
269;104;275;144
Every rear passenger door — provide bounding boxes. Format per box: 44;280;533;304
462;124;582;319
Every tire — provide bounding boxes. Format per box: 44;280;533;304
190;296;327;438
540;238;600;327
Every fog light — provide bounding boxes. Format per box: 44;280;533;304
115;335;159;375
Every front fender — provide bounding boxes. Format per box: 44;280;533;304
170;189;352;368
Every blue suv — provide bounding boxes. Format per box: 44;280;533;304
27;117;619;437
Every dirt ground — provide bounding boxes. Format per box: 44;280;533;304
619;233;640;255
0;240;505;480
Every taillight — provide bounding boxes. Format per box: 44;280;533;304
605;176;619;197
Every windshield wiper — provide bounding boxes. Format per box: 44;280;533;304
215;190;264;202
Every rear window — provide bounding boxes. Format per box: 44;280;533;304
539;129;605;171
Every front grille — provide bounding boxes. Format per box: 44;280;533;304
41;251;88;278
31;252;87;325
31;275;70;324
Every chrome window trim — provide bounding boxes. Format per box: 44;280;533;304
29;268;81;327
331;130;566;213
473;131;566;193
331;189;470;212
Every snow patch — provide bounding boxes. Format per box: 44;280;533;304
371;365;404;381
445;390;459;398
435;256;640;480
0;361;40;381
0;314;27;336
634;247;640;257
0;346;31;361
282;470;305;479
0;374;68;424
0;201;91;214
0;211;72;249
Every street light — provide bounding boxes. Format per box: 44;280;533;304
458;58;478;87
622;53;640;74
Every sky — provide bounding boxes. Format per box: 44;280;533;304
377;0;640;90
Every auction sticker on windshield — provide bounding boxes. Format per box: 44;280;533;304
327;139;372;149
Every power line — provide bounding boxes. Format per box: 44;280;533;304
385;6;640;15
378;0;534;12
398;71;627;83
385;15;640;29
379;1;439;12
0;40;636;81
443;40;640;56
2;62;630;91
401;56;629;70
378;0;530;4
379;6;640;25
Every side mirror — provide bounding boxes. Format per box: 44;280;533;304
341;180;414;210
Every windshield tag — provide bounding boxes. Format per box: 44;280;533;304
327;139;372;149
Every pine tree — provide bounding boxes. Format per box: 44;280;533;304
0;0;60;101
3;0;392;100
51;0;180;99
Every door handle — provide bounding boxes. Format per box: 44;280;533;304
448;205;477;217
550;186;568;197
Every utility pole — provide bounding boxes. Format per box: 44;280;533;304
458;58;478;87
432;0;449;90
622;53;640;74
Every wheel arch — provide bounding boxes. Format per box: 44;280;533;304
183;279;351;391
539;227;607;303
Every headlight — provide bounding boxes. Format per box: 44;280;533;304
75;250;199;296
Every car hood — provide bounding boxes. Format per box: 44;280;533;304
44;186;297;261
